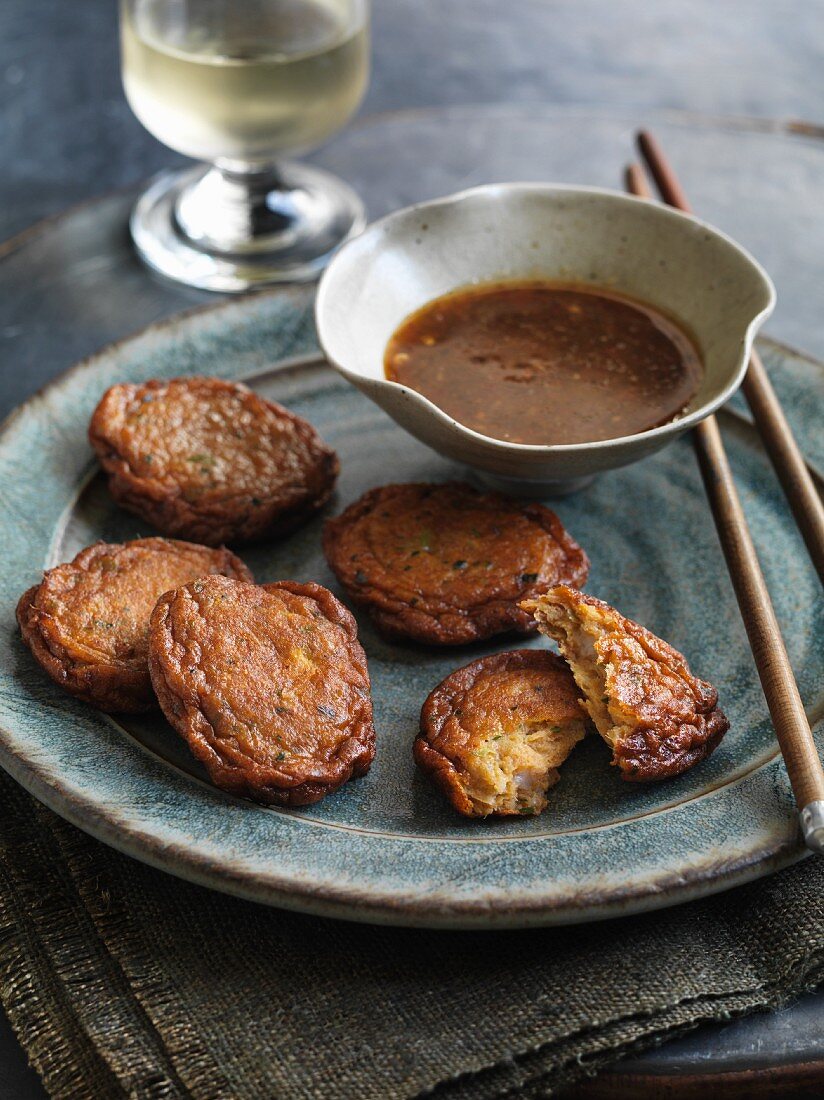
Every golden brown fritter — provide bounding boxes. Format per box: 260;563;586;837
89;377;339;546
524;585;729;781
148;576;375;806
323;482;589;645
17;538;252;713
416;650;588;817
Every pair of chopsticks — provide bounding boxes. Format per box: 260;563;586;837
627;134;824;853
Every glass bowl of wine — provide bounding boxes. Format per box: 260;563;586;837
120;0;370;291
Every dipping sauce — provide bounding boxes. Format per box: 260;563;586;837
384;282;703;445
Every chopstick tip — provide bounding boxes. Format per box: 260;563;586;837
801;800;824;855
625;163;653;200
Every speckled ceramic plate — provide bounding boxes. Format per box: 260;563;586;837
0;287;821;928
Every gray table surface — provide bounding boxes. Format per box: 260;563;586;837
1;1;823;1095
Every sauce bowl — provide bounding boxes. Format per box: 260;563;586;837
315;184;775;493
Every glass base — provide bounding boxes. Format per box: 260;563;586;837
130;161;366;292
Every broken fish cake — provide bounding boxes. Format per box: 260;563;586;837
524;585;729;781
415;649;588;817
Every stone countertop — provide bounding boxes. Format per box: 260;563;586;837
3;0;823;242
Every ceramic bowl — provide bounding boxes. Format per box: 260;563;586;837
315;184;776;493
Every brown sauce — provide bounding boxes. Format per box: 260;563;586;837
384;281;703;445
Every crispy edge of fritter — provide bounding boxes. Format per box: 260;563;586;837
415;649;588;817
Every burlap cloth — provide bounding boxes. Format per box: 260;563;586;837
0;769;820;1099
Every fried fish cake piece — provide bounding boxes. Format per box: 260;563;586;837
17;538;252;713
323;482;589;645
415;650;588;817
524;585;729;781
148;576;375;806
89;377;339;546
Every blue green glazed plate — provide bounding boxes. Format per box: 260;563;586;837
0;287;821;928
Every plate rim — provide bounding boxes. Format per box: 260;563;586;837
0;290;817;929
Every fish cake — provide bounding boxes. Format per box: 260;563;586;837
524;585;729;781
322;482;589;645
89;376;339;546
148;576;375;806
415;650;588;817
17;538;252;713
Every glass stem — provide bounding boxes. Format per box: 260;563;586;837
175;160;303;255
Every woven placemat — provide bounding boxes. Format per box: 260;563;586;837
0;769;821;1099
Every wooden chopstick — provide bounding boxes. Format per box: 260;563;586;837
638;130;824;583
625;153;824;854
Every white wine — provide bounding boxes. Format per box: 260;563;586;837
120;0;369;162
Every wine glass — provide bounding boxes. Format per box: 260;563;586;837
120;0;370;291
